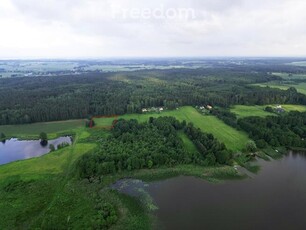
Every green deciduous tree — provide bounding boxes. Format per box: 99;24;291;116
39;132;48;146
246;140;257;152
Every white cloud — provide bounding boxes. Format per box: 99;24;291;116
0;0;306;58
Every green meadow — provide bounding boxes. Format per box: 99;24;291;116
272;72;306;80
231;104;306;118
95;106;250;151
0;106;250;152
0;119;85;139
231;105;275;118
0;128;99;229
178;131;199;155
280;104;306;112
253;82;306;95
287;61;306;67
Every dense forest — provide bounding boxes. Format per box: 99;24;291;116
77;117;232;179
238;112;306;148
1;62;306;125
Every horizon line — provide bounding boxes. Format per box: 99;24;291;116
1;56;306;61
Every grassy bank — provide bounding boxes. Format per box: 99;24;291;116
132;165;245;183
0;127;149;229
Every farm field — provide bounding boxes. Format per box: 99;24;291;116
287;61;306;67
253;82;306;95
280;104;306;112
95;106;250;151
271;72;306;80
231;105;275;118
231;104;306;118
0;119;85;139
0;106;250;151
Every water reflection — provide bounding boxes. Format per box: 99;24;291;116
0;137;72;165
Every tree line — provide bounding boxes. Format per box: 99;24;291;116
211;107;306;149
238;112;306;148
1;68;306;125
77;117;232;179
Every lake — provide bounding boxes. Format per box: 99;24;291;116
0;137;72;165
113;152;306;230
148;152;306;230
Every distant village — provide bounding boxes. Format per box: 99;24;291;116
142;107;164;113
195;105;213;114
141;104;285;115
141;105;213;114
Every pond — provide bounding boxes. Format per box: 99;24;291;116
114;152;306;230
0;137;72;165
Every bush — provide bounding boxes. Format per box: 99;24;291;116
255;139;267;149
0;132;5;139
265;106;274;113
39;132;48;146
57;142;70;150
86;119;95;128
49;144;55;152
0;132;5;142
92;201;118;229
246;140;257;152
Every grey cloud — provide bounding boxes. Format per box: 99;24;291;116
2;0;306;57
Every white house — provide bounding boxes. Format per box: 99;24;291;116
276;105;282;109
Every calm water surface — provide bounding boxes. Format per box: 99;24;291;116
0;137;72;165
148;152;306;230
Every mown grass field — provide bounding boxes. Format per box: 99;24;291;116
231;105;275;118
280;104;306;112
95;106;250;151
231;104;306;118
272;72;306;80
253;82;306;95
287;61;306;67
0;119;85;139
178;131;199;154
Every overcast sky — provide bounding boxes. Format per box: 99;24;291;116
1;0;306;58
